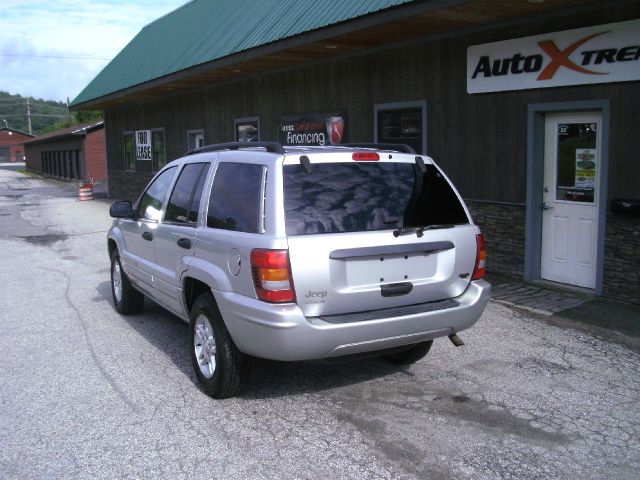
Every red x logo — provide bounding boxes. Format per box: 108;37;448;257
537;31;608;80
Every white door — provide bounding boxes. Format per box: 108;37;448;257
541;112;601;289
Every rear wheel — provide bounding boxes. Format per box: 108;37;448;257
382;340;433;365
189;292;245;398
110;250;144;315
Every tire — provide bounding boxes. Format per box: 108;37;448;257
110;250;144;315
189;292;245;398
382;340;433;365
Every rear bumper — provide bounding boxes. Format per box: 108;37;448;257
215;280;491;361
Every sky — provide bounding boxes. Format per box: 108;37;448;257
0;0;188;103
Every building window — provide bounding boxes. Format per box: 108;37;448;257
234;117;260;142
187;129;205;151
123;132;135;171
152;129;166;171
123;129;165;172
374;100;427;154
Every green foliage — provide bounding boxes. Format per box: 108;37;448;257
0;91;102;135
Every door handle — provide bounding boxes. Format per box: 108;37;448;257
177;238;192;249
142;231;153;241
381;282;413;297
542;202;553;210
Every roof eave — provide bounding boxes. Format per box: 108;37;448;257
71;0;468;111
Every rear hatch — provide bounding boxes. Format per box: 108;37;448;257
282;151;478;317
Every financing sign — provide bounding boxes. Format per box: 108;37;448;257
278;111;347;146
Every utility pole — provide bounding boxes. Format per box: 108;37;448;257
26;99;32;135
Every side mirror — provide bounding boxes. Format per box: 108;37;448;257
109;201;134;218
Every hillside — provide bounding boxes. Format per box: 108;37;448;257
0;91;77;135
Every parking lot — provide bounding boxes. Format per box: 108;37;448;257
1;168;639;479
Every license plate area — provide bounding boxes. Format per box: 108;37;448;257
345;252;437;286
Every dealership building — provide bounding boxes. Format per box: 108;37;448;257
70;0;639;303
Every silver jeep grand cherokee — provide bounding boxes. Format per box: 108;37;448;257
108;142;490;398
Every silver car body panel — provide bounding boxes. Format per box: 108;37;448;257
213;279;491;361
108;146;490;361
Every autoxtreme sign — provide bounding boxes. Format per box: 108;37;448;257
467;19;640;93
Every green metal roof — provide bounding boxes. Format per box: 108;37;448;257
71;0;414;107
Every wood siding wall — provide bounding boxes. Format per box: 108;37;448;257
104;4;639;203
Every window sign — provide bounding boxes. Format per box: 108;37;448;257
136;130;152;161
278;111;347;146
467;19;640;93
575;149;596;189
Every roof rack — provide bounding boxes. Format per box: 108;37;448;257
186;141;285;156
343;143;416;154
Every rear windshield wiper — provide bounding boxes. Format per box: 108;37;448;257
393;224;455;238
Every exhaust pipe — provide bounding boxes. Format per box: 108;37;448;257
448;333;464;347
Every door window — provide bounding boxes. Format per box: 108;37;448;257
165;163;210;224
555;123;597;204
136;166;177;221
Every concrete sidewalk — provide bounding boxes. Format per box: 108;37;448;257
486;272;640;351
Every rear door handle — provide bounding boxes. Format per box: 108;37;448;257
381;282;413;297
177;238;192;249
142;231;153;241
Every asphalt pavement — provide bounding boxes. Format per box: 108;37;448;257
1;169;639;479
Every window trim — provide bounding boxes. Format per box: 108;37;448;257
374;100;427;154
234;116;260;142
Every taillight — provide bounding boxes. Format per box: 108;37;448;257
471;234;487;280
352;152;379;161
250;249;296;303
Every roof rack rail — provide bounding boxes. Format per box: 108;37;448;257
186;141;285;156
343;143;416;154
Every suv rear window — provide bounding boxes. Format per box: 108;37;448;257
283;162;468;235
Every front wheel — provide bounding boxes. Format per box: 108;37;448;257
110;250;144;315
190;292;246;398
382;340;433;365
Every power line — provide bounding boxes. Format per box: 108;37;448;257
0;113;68;117
0;101;68;110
